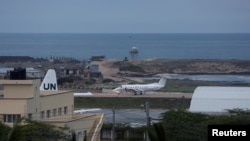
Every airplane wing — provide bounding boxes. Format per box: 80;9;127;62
74;92;93;97
74;108;101;114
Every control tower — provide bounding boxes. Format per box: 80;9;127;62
129;47;139;60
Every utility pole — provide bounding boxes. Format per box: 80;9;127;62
112;107;115;141
145;101;150;141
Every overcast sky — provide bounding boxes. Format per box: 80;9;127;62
0;0;250;33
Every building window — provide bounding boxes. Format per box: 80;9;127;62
47;110;50;118
58;108;62;116
3;115;6;122
64;106;68;115
41;111;45;119
28;113;32;120
53;109;57;117
7;115;11;122
77;132;82;141
3;114;21;123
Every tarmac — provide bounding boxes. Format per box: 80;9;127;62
81;91;193;99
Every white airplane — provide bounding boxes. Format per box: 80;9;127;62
112;78;167;95
40;69;58;91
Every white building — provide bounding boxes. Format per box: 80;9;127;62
189;86;250;113
26;68;45;78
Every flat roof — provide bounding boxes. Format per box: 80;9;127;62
40;90;73;96
0;80;35;85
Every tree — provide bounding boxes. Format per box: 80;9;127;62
148;123;167;141
71;131;76;141
6;118;69;141
159;109;250;141
0;122;11;141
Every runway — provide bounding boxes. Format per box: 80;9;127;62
79;91;193;99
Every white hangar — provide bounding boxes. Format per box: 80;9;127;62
189;86;250;113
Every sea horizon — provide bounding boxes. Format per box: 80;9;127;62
1;33;250;60
1;32;250;34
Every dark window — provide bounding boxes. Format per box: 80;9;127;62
47;110;50;118
64;106;68;115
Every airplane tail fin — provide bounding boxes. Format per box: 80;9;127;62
158;78;167;87
40;69;58;91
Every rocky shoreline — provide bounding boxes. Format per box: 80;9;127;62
100;59;250;77
1;56;250;75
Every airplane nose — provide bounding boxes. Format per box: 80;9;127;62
112;87;121;94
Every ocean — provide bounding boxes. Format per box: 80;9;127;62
0;33;250;60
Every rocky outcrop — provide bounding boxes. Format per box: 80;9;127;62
109;59;250;75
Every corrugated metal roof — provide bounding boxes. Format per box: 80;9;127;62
189;86;250;113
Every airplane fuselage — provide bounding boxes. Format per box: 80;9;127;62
122;85;161;90
121;83;163;94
